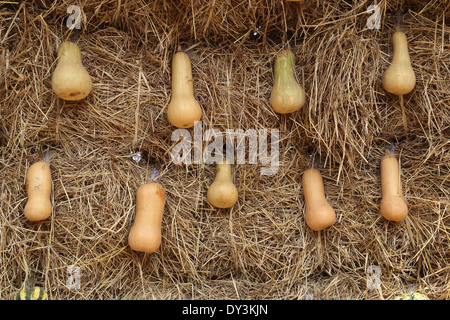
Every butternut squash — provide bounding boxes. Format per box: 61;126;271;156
382;30;415;133
23;161;52;221
380;155;408;222
167;50;202;128
51;41;92;101
270;48;305;114
128;183;165;253
207;162;238;208
301;168;336;231
382;30;415;95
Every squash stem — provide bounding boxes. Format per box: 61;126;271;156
396;8;403;30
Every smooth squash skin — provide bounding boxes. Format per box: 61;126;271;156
382;31;416;95
51;41;92;101
207;162;238;208
128;183;165;253
380;155;408;222
23;161;52;221
301;168;336;231
270;49;305;114
167;51;202;128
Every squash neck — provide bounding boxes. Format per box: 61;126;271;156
381;156;402;196
392;32;411;65
215;163;232;181
302;169;325;201
172;52;194;96
172;77;194;96
274;50;296;82
57;41;82;63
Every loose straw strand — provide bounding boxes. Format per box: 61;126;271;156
399;94;408;134
132;60;142;149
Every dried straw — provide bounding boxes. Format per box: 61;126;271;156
0;0;449;300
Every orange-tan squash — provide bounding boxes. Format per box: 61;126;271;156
380;155;408;222
128;183;166;253
23;161;52;221
301;168;336;231
207;162;238;208
167;50;202;128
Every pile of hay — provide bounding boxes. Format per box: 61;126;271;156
0;0;448;300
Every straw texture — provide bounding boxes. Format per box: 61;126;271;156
0;0;449;300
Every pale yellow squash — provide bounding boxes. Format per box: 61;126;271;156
207;162;238;208
382;31;415;95
51;41;92;101
167;50;202;128
270;49;305;114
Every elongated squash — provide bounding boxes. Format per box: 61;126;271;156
382;30;415;95
270;49;305;114
167;50;202;128
51;41;92;101
207;162;238;208
23;161;52;221
301;168;336;231
382;30;415;132
380;155;408;222
128;183;165;253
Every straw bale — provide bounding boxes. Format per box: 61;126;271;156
0;0;449;300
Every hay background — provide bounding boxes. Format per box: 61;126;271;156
0;0;449;300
